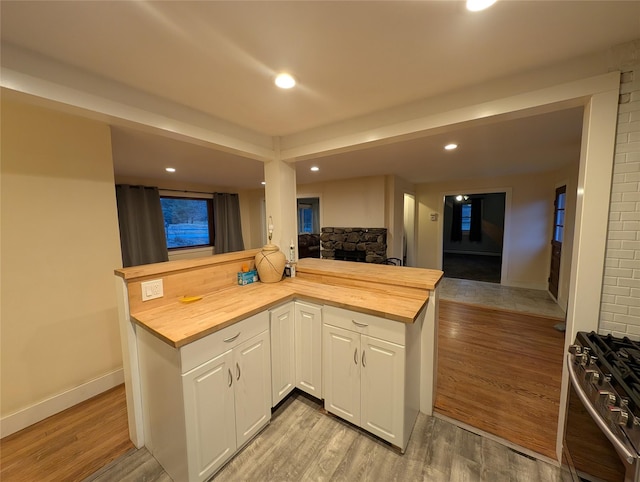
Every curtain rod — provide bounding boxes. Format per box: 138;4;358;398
160;188;216;196
117;184;235;196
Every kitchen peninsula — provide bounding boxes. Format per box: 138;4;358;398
114;249;442;482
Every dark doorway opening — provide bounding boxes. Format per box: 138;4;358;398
442;192;506;283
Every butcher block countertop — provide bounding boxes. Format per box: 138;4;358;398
128;257;443;348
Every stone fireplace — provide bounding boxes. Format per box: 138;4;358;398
320;227;387;263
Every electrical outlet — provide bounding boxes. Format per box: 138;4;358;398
141;279;163;301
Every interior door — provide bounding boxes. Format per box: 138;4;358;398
549;185;566;299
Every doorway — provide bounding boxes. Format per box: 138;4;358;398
442;192;506;283
403;193;416;267
297;197;321;259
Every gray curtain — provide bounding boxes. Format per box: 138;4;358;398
115;185;169;267
213;193;245;253
450;201;462;242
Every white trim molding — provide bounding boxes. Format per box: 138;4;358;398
1;368;124;438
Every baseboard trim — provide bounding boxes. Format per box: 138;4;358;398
1;368;124;438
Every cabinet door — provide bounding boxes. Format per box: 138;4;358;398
270;303;296;406
182;349;236;482
360;335;405;447
323;324;360;425
234;330;272;448
294;302;322;398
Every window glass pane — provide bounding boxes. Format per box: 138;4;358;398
461;204;472;232
554;226;564;243
556;210;565;227
160;197;211;249
557;193;566;209
298;207;313;233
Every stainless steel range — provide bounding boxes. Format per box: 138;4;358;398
564;331;640;482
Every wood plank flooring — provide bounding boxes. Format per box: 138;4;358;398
1;297;567;481
0;384;134;482
89;391;564;482
434;300;565;460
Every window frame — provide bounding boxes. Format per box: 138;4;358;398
160;194;214;251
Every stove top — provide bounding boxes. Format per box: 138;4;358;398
570;331;640;456
578;332;640;414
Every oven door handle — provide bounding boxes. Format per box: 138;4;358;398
567;354;638;464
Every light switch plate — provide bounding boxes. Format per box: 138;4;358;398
141;279;163;301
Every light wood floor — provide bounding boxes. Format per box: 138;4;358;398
0;384;134;482
90;391;564;482
1;298;566;481
435;300;565;460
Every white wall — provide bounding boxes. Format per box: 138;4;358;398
600;62;640;339
298;176;386;228
1;98;123;426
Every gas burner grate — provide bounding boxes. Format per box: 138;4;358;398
581;332;640;413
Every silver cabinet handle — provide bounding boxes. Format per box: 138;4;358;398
224;332;241;343
354;348;358;365
352;320;368;328
236;362;241;381
228;368;233;387
362;350;366;367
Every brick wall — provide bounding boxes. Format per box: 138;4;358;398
600;53;640;338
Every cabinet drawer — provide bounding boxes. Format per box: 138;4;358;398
323;306;405;345
181;311;269;373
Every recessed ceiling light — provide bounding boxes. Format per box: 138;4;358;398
275;73;296;89
444;143;458;151
310;166;319;172
261;181;266;185
466;0;497;12
166;167;176;172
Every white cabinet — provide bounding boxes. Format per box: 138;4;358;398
322;306;419;452
294;301;322;398
182;349;236;480
270;302;296;406
270;301;322;404
230;331;272;448
138;312;271;482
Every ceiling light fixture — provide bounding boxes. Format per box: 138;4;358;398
444;143;458;150
275;73;296;89
165;167;176;172
466;0;497;12
310;166;319;172
261;181;266;185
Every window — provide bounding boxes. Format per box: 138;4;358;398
461;203;472;232
297;197;320;234
298;205;314;233
553;187;566;243
160;196;213;249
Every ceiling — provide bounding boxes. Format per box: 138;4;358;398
2;1;638;189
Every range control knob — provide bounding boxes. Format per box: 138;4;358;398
568;344;582;355
609;406;630;427
585;369;601;383
599;390;617;407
